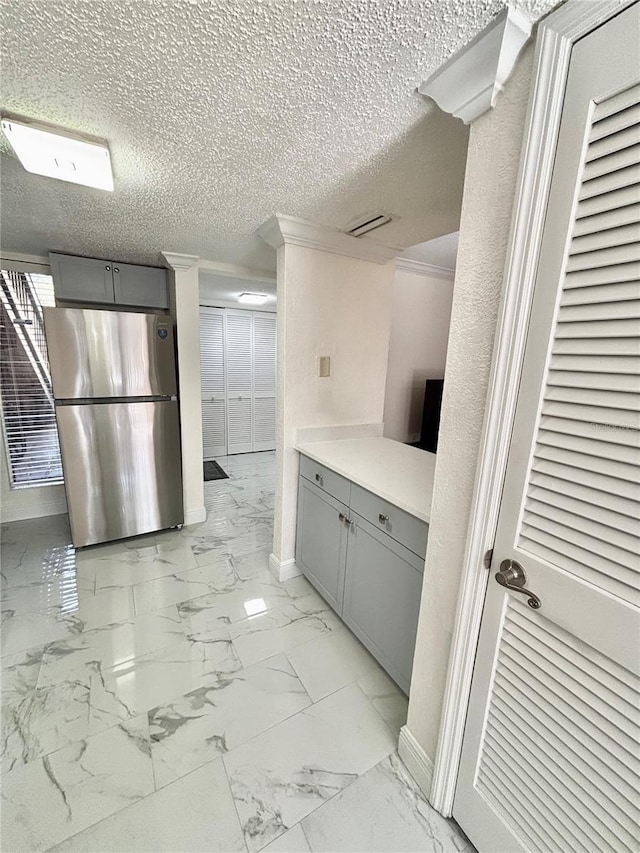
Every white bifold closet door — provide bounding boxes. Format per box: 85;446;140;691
454;5;640;853
226;310;254;454
200;307;226;460
200;308;276;458
253;313;277;451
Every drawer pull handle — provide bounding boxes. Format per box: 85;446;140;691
315;473;324;486
378;514;389;524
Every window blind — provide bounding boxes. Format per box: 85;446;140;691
0;270;63;487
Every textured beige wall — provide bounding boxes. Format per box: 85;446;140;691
406;44;535;763
273;244;394;563
383;268;454;444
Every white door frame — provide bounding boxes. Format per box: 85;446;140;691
429;0;638;817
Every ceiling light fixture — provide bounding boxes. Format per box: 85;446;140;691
238;292;269;305
346;213;394;238
1;115;114;191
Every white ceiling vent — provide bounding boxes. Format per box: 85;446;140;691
346;213;395;238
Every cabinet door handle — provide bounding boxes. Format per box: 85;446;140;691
105;265;111;271
315;473;323;486
338;512;346;522
378;514;389;524
114;267;120;273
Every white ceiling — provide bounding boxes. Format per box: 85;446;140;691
199;270;277;309
400;231;459;270
0;0;556;271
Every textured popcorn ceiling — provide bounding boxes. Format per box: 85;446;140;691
0;0;556;269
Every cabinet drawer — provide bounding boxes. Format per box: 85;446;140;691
350;483;428;559
299;454;351;505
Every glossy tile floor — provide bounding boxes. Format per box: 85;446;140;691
1;452;473;853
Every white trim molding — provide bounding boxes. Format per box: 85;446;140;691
398;726;435;799
183;506;207;526
394;257;455;279
419;7;532;124
268;553;301;583
0;251;51;270
429;0;638;818
160;252;199;272
257;214;400;265
198;258;276;283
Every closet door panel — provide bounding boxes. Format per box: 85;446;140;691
226;311;254;454
253;313;276;452
200;308;226;459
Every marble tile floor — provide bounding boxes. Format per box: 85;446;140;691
1;451;473;853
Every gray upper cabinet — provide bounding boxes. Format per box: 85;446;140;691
49;252;168;309
113;262;169;309
49;253;114;303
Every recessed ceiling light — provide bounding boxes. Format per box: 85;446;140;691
238;292;269;305
1;115;114;191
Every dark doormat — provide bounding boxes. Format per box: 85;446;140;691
204;460;229;481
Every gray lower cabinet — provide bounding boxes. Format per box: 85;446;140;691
50;252;168;309
296;455;427;694
296;478;349;613
342;516;424;694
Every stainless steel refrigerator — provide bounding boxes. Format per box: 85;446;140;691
43;307;183;547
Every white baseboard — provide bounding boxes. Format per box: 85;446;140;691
269;553;301;582
183;506;207;526
398;726;435;803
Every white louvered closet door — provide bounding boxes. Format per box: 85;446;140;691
253;313;276;451
455;6;640;853
225;310;254;454
200;308;227;459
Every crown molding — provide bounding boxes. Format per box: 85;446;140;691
419;6;532;124
0;251;50;271
160;251;199;272
395;257;455;280
257;214;400;265
198;258;275;283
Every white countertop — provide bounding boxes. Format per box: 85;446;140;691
295;437;436;523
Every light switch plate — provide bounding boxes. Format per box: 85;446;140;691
318;356;331;377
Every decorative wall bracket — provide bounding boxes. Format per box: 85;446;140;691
418;6;532;124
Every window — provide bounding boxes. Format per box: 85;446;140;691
0;268;63;487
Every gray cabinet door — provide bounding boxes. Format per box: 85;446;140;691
49;252;114;303
343;513;424;693
296;478;349;614
113;263;168;309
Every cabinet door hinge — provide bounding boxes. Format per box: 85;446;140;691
483;548;494;570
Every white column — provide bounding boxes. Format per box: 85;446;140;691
257;216;396;582
161;252;206;526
